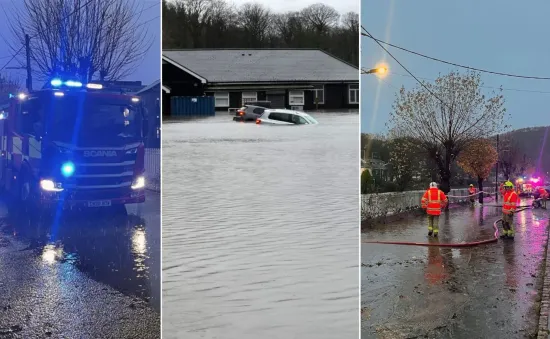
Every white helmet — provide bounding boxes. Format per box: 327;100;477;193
429;182;438;188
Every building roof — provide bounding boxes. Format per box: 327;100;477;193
136;80;160;94
162;49;359;84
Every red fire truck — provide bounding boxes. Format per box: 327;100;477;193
0;78;147;212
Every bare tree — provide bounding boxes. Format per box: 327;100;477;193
238;3;271;48
6;0;153;82
301;3;339;34
0;74;20;99
498;135;525;180
388;71;508;193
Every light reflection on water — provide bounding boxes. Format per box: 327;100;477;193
162;113;359;339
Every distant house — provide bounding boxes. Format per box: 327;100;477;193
162;49;359;114
362;158;389;179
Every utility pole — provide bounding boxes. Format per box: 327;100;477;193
495;134;499;202
25;34;32;91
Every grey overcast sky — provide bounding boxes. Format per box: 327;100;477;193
0;0;160;87
230;0;358;14
361;0;550;134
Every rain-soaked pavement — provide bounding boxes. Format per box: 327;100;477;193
162;112;359;339
0;191;160;338
362;200;550;339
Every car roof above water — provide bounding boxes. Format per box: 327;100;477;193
265;109;311;116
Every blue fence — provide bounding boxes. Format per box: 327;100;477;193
170;96;215;117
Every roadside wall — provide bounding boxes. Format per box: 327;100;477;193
362;187;498;221
145;148;160;192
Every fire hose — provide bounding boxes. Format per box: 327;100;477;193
362;189;533;248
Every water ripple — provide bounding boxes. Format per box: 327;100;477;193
162;113;359;339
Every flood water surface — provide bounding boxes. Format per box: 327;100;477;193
162;112;359;339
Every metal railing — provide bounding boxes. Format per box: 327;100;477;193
145;148;160;192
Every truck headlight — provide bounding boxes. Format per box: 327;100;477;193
131;176;145;190
40;179;63;192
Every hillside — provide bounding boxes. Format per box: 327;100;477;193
503;126;550;173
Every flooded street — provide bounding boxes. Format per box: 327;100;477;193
362;202;549;338
0;192;161;338
162;112;359;339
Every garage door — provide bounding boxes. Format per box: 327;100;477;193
267;94;285;108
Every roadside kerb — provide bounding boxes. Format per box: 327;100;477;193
538;225;550;339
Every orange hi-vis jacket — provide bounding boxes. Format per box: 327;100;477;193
502;190;518;215
468;187;476;195
539;187;549;199
421;188;448;216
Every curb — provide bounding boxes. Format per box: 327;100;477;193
538;227;550;339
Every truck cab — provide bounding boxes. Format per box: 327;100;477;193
0;78;147;211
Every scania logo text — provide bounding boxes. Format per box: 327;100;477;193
83;150;117;157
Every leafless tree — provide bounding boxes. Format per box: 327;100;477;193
301;3;340;34
342;12;359;34
388;71;508;193
498;135;525;180
0;74;20;100
6;0;153;82
273;12;304;47
238;3;271;48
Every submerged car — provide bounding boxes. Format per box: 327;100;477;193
233;101;271;122
255;109;318;125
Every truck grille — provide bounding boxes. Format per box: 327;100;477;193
65;161;136;189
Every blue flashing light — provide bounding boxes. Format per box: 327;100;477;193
65;80;82;87
61;161;75;177
51;78;62;87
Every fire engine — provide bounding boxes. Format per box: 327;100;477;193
0;78;147;212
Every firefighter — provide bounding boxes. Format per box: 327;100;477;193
468;184;477;204
501;181;518;239
538;186;548;209
421;182;448;237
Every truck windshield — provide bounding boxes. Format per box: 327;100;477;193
46;95;142;146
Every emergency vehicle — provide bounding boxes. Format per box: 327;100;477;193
0;78;147;211
514;178;534;197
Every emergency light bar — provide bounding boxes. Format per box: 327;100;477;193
50;78;103;90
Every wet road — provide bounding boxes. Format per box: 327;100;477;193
0;192;160;338
362;201;549;339
163;112;359;339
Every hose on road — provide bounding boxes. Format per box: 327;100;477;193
362;205;533;248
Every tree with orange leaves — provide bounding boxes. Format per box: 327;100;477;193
457;138;498;203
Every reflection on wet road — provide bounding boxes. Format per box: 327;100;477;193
0;192;160;338
362;202;549;338
163;113;359;339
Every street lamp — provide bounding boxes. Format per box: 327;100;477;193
362;66;388;75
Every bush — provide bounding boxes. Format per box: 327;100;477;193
361;170;373;194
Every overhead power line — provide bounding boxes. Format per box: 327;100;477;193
390;71;550;94
361;30;550;80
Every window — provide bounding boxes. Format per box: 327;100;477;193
349;84;359;104
18;98;42;135
242;92;257;104
312;85;324;104
267;112;292;123
292;116;308;124
252;107;265;114
289;91;304;105
214;92;229;107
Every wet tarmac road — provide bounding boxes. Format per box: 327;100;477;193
0;191;160;338
163;112;359;339
362;201;550;339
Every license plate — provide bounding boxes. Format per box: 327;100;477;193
87;200;111;207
